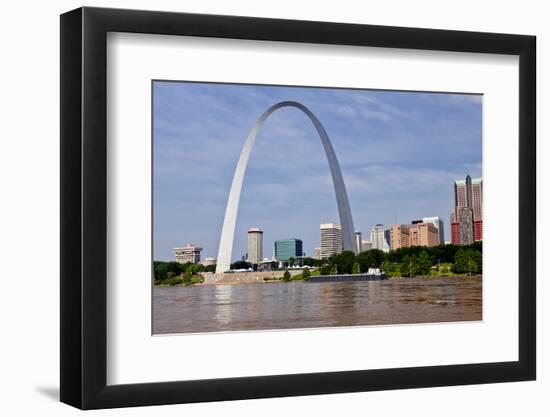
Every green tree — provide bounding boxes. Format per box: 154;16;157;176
330;265;338;275
301;268;311;280
400;255;410;277
401;255;418;277
167;261;184;273
186;263;203;275
416;251;432;275
153;261;169;280
319;264;332;275
453;249;467;273
466;255;477;275
452;248;481;274
230;260;252;270
288;257;296;267
471;241;483;252
328;251;356;274
356;251;376;273
370;249;385;267
301;257;311;266
301;257;318;267
282;270;291;282
352;262;360;274
452;249;467;273
472;249;482;273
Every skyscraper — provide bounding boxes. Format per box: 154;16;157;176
451;175;482;244
274;239;303;261
369;224;390;252
454;175;472;209
313;247;322;260
390;225;409;250
390;222;439;250
361;240;372;252
450;219;461;245
452;207;474;245
247;227;263;265
354;231;362;254
423;216;445;244
174;244;202;264
471;178;483;241
320;223;343;258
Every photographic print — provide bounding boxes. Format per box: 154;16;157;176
152;81;483;335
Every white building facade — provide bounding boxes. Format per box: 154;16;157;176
361;240;373;252
320;223;343;258
247;227;263;265
369;224;390;252
422;216;445;245
174;244;202;264
354;231;362;254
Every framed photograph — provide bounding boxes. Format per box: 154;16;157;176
60;6;536;409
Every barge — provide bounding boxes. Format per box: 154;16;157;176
308;268;387;283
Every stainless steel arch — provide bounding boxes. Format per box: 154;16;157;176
215;101;356;273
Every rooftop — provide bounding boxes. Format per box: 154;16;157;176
320;223;341;229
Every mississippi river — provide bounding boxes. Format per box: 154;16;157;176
153;276;482;334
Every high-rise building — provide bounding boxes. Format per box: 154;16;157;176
274;238;303;261
354;231;362;254
201;257;216;267
247;227;263;265
474;220;483;242
313;247;322;260
454;175;472;209
174;243;202;264
320;223;343;258
384;229;392;250
369;224;390;252
390;225;409;250
451;175;482;244
390;222;438;250
471;178;483;221
362;241;373;252
451;208;474;245
361;240;372;252
423;216;445;244
450;217;461;245
471;178;483;241
460;208;475;245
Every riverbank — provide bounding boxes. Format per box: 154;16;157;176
198;270;303;285
388;274;482;280
153;271;482;286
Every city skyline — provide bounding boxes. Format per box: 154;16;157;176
154;81;482;261
171;212;455;265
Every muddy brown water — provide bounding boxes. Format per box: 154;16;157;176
153;276;482;334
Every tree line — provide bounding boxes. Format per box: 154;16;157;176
153;261;211;285
317;242;482;277
153;242;482;283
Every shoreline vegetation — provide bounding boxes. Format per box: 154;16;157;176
154;242;482;286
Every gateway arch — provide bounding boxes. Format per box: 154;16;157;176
216;101;356;273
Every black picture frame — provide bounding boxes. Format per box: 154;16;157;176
60;6;536;410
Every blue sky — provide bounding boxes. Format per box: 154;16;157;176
153;81;482;261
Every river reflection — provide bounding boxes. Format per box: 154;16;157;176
153;276;482;334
